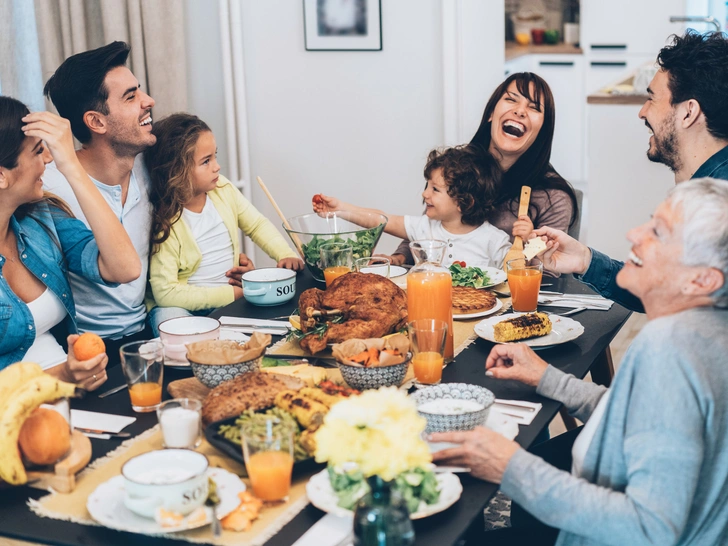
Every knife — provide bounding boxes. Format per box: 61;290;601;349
76;428;131;439
98;383;128;399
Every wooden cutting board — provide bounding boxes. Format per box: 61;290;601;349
167;377;210;402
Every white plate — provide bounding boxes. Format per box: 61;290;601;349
163;330;251;368
306;469;462;519
474;312;584;348
87;467;245;534
453;298;503;320
451;267;507;289
389;265;408;278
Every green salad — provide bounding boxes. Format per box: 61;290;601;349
328;466;440;514
449;263;492;288
301;228;380;268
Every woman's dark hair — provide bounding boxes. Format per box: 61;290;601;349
0;96;73;220
469;72;577;226
43;41;131;144
658;30;728;141
145;113;211;249
423;146;501;227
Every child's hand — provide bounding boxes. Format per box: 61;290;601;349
233;286;244;300
226;253;256;287
512;215;534;241
375;253;406;267
277;257;304;271
312;194;340;214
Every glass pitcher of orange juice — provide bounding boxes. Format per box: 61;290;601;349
407;240;454;361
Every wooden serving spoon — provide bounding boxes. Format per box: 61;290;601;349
502;185;532;271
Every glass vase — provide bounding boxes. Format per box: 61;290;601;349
353;476;415;546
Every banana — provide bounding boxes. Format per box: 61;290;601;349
0;374;81;485
0;362;44;409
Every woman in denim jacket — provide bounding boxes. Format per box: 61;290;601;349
0;97;140;389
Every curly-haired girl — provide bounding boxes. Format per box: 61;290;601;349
313;146;510;268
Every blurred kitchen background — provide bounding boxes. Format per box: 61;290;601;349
0;0;726;265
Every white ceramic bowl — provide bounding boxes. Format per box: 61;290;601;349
158;316;221;362
242;268;297;306
121;449;209;518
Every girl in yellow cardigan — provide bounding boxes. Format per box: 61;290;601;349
144;113;302;335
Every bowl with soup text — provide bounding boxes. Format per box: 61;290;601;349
242;268;297;306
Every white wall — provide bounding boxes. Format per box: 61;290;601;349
186;0;504;266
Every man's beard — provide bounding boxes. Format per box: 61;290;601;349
646;119;681;173
106;116;156;158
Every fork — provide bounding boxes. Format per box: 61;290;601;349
546;307;587;317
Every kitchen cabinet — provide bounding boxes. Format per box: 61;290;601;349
581;0;687;54
585;55;655;95
531;55;585;184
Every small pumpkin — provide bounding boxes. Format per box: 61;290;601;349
18;407;71;466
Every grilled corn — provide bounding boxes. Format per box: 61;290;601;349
493;312;552;342
299;387;344;409
274;390;327;430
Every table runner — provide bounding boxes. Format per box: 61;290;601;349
29;426;317;546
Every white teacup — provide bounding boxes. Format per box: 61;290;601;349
121;449;209;518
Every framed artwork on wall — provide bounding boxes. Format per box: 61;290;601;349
303;0;382;51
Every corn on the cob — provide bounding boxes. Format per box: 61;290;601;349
299;387;344;409
274;390;327;430
493;312;552;342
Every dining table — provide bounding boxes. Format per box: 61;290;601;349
0;269;631;546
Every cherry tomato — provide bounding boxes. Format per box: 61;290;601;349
312;194;324;206
454;260;467;267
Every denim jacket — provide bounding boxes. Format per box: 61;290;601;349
0;202;113;370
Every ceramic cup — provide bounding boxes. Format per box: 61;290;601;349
242;268;297;306
158;316;221;363
121;449;209;518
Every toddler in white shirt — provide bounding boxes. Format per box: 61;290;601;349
313;146;510;269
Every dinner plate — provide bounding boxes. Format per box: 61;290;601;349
453;298;503;321
474;312;584;348
86;467;245;534
163;330;251;369
451;267;507;289
306;469;462;519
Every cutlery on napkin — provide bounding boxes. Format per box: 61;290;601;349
492;399;542;426
538;293;613;310
218;316;291;335
71;410;135;436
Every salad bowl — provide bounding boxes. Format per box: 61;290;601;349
284;212;387;282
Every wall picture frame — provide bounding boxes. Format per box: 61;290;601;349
303;0;382;51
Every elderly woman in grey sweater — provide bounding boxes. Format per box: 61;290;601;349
431;177;728;546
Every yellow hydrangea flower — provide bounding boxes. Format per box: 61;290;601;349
314;387;431;481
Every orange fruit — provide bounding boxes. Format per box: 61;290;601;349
73;332;106;361
19;408;71;465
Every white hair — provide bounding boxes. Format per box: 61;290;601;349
668;177;728;308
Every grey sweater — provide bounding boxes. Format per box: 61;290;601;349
501;306;728;546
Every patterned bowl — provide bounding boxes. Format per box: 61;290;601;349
337;353;412;390
188;356;262;389
411;383;495;434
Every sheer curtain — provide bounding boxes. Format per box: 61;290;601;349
0;0;187;118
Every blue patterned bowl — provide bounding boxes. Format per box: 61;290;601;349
338;353;412;390
188;356;262;389
411;383;495;433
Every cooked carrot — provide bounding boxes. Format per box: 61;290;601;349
366;347;380;367
350;350;372;365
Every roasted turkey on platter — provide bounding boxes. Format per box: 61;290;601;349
298;272;408;354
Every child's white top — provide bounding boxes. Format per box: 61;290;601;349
404;215;511;268
182;196;234;286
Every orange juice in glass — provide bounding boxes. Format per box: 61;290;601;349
407;319;448;385
506;258;543;312
242;417;294;502
120;340;164;413
320;242;353;288
407;241;454;361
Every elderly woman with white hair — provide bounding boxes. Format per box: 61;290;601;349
431;177;728;546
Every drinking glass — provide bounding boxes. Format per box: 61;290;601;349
120;340;164;413
354;256;391;278
242;417;295;502
407;319;448;386
320;242;353;287
157;399;202;449
506;258;543;312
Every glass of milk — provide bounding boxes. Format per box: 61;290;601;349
157;398;203;449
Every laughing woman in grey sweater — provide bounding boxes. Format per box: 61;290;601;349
431;178;728;546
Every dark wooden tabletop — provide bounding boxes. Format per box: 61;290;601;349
0;270;631;546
